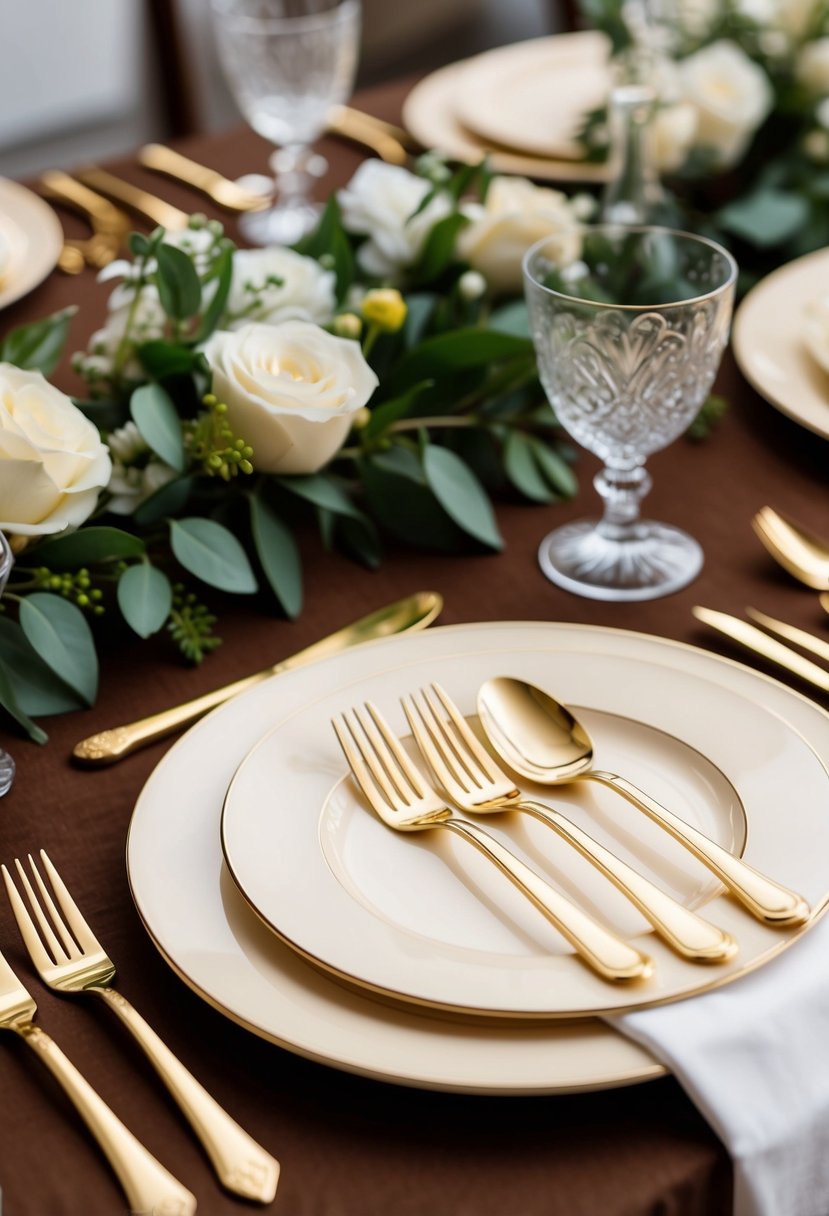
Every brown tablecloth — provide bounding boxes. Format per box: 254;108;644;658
0;76;826;1216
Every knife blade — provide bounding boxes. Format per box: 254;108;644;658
138;144;270;213
74;166;190;230
72;591;444;765
692;606;829;693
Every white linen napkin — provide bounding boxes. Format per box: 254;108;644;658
608;912;829;1216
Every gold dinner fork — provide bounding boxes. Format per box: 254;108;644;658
752;505;829;591
332;703;654;983
402;684;738;964
0;941;196;1215
3;852;280;1204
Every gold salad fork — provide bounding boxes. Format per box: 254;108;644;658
402;685;737;964
3;852;280;1204
332;703;654;983
0;942;196;1216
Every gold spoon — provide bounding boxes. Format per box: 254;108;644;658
752;506;829;593
476;676;811;928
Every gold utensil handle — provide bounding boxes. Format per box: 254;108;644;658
693;605;829;693
73;591;443;765
95;987;279;1202
589;771;811;926
443;819;654;982
745;607;829;665
74;166;190;230
326;105;409;165
140;143;226;193
17;1023;196;1216
40;169;126;232
518;799;737;962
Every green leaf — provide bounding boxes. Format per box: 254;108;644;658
73;398;129;433
489;300;531;338
410;213;468;283
137;340;200;380
504;432;554;503
0;654;48;744
403;293;437;348
384;328;533;397
18;593;98;706
293;196;354;303
130;383;186;472
132;474;194;526
717;190;810;248
155;242;202;319
530;437;578;498
169;517;258;594
0;617;85;717
117;563;173;638
335;511;382;569
277;473;357;517
249;494;303;618
34;526;146;569
365;379;434;439
422;444;503;549
190;245;234;344
0;307;76;375
360;451;471;552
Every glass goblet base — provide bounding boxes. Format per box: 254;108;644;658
537;518;703;602
238;197;322;247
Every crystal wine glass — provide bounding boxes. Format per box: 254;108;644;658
210;0;361;246
524;224;737;601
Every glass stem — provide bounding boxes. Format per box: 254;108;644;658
594;461;652;540
600;82;663;226
270;144;312;207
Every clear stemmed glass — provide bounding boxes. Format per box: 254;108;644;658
524;224;737;601
210;0;361;246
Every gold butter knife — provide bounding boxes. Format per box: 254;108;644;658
693;606;829;693
73;591;443;765
138;143;270;212
74;166;190;231
326;105;411;165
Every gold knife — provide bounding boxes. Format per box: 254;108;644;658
73;166;190;231
745;607;829;665
73;591;443;765
692;606;829;693
326;105;411;165
138;144;270;212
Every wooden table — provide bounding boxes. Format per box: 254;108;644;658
0;76;826;1215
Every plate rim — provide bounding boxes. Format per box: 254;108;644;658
0;177;63;310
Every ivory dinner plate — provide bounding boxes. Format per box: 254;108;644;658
732;246;829;442
454;31;611;161
127;622;829;1094
402;52;611;185
0;178;63;310
221;647;827;1019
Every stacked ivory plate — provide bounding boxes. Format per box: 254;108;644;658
126;621;829;1095
402;31;614;183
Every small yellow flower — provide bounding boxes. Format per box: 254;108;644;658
333;312;363;340
360;288;408;333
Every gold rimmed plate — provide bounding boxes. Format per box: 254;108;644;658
0;178;63;310
127;623;829;1094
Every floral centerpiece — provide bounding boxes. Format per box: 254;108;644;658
582;0;829;287
0;159;609;743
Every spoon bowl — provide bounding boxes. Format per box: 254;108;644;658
477;676;811;928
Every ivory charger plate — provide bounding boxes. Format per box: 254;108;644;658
733;246;829;442
127;623;829;1094
0;178;63;310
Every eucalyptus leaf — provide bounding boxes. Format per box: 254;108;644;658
169;517;258;593
504;432;554;502
333;511;382;569
130;383;186;472
410;213;469;284
0;307;76;376
137;340;200;380
422;444;503;549
384;328;533;398
34;527;145;569
18;593;98;706
117;563;173;638
717;190;810;248
249;494;303;618
365;379;434;439
190;244;234;344
0;617;85;716
403;293;437;348
277;474;358;518
133;474;194;526
0;655;48;744
489;300;531;338
360;452;471;551
530;437;578;498
155;242;202;319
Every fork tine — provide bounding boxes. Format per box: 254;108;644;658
405;691;479;791
361;702;428;800
38;851;101;956
332;713;389;814
1;863;60;972
430;684;502;780
16;857;78;962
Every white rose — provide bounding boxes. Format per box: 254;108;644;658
338;160;451;279
774;0;818;38
225;247;336;329
679;40;774;169
674;0;719;38
456;176;581;295
651;102;698;173
796;38;829;93
0;364;111;536
202;321;378;475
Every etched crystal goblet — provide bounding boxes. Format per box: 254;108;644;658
524;224;737;601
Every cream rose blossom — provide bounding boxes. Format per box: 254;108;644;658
456;176;581;294
226;247;336;329
796;39;829;94
203;321;378;475
651;102;699;173
338;160;451;278
0;364;111;536
678;40;774;168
